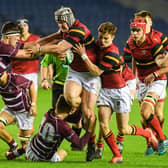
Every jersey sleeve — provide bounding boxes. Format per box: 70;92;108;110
98;51;122;71
41;54;53;67
61;121;90;149
64;27;85;46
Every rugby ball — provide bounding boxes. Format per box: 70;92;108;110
65;49;74;65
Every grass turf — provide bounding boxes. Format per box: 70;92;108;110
0;88;168;168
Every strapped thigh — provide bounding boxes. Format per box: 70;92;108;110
142;94;157;111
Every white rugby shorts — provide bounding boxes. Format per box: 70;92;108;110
97;86;131;113
66;67;101;96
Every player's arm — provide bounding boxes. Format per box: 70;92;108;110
41;65;51;90
36;31;61;46
40;54;52;90
29;83;37;116
65;113;95;149
73;43;104;76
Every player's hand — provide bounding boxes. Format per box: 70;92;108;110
73;43;86;56
29;103;37;116
144;73;155;86
41;79;51;90
155;52;168;67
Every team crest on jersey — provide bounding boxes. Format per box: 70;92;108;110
142;50;146;55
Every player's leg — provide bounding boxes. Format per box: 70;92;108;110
64;80;82;108
140;92;167;155
116;112;158;153
95;123;104;159
0;111;18;153
55;149;67;161
81;88;97;161
6;112;35;160
99;106;122;164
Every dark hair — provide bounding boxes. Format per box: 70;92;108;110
1;21;20;35
56;95;72;114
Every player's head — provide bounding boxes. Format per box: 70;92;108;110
134;10;152;33
1;21;20;47
54;6;75;32
56;95;73;115
130;18;147;42
98;22;117;48
17;18;29;34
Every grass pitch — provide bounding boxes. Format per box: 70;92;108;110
0;88;168;168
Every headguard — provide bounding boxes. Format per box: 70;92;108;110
17;18;29;25
130;18;146;34
54;6;76;27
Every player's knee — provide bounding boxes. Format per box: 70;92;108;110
65;95;81;108
0;117;8;128
18;134;31;147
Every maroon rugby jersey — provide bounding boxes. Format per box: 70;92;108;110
0;41;18;73
29;109;90;160
124;34;167;82
0;73;32;112
62;19;97;72
96;41;126;89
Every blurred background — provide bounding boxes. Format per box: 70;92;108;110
0;0;168;52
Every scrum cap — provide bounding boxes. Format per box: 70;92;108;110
54;6;76;27
17;18;29;25
130;18;146;34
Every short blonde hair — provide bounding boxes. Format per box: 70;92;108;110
98;22;117;36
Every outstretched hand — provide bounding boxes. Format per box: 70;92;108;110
73;43;86;56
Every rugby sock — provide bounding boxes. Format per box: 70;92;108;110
104;130;121;157
160;120;164;129
130;125;151;138
8;139;18;150
141;122;151;145
116;133;125;143
88;134;96;144
96;140;104;149
146;114;165;140
13;148;25;157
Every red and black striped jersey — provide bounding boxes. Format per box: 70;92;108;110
124;34;167;82
63;20;97;72
96;42;126;88
148;29;168;51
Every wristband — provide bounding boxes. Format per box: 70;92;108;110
38;46;41;53
153;72;159;79
81;53;88;60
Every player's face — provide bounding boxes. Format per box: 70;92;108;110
98;32;113;48
18;23;29;34
8;34;20;47
131;27;144;43
57;21;69;33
